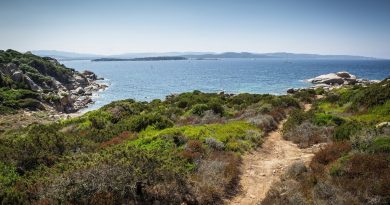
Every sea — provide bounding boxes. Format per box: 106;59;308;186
61;58;390;112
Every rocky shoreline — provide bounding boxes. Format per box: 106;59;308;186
287;71;380;94
51;69;108;113
0;50;108;114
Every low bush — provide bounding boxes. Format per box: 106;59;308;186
333;120;361;141
35;141;193;204
310;142;351;173
140;121;262;153
207;100;225;115
293;89;316;103
205;137;225;150
283;121;333;148
246;114;278;131
332;153;390;203
129;113;173;132
282;109;313;133
312;113;344;126
18;98;44;110
369;136;390;153
181;140;204;162
350;80;390;110
190;151;241;204
0;124;81;173
284;161;307;179
0;88;41;112
190;103;209;116
261;179;306;205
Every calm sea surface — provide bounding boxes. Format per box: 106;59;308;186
61;59;390;111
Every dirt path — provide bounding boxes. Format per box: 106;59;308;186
227;104;315;205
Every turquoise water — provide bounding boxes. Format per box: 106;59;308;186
61;59;390;111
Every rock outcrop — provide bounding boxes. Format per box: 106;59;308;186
307;71;357;85
287;71;379;94
0;49;107;113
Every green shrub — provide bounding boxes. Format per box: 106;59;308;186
88;110;113;129
207;101;224;115
129;113;173;132
312;113;344;126
19;63;39;74
333;121;361;141
190;104;209;116
0;124;82;173
282;109;313;133
18;98;44;110
293;89;316;103
324;93;340;103
349;80;390;110
369;136;390;153
315;87;325;95
140;121;261;152
329;155;350;177
0;163;20;189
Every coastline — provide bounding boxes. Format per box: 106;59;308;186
0;81;108;133
1;70;383;132
51;71;382;118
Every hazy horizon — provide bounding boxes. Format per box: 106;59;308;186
28;49;384;60
1;0;390;58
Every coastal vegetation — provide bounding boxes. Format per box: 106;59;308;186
0;89;301;204
262;77;390;205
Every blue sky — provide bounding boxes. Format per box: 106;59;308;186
0;0;389;58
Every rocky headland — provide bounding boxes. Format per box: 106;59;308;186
0;49;107;114
287;71;380;94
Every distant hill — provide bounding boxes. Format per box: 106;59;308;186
183;52;377;60
110;52;211;59
32;50;210;60
182;52;270;59
32;50;104;60
33;50;378;61
262;52;377;60
92;56;187;62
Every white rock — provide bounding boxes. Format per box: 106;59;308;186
376;122;390;128
11;71;24;82
75;87;85;94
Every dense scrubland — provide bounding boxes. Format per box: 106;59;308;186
262;77;390;205
0;89;301;204
1;51;389;204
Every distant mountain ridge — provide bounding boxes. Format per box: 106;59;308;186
183;52;377;60
32;50;103;60
32;50;379;61
92;56;187;62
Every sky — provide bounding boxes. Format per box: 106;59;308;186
0;0;389;58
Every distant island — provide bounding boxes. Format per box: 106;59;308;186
92;56;187;62
33;50;379;61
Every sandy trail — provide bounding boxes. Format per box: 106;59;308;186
227;104;314;205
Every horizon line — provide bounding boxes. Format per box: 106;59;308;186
23;49;385;59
